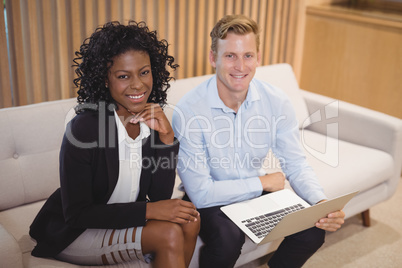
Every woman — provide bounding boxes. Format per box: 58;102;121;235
29;21;200;268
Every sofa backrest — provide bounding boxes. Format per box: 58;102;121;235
165;63;309;128
0;98;77;211
165;74;215;122
254;64;309;128
0;63;307;211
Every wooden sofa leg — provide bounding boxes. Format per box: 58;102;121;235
361;209;370;227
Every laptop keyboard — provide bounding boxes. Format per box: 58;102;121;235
242;204;305;239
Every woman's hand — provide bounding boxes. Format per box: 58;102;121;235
146;199;200;224
129;103;174;144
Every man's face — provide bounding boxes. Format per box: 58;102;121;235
210;32;260;97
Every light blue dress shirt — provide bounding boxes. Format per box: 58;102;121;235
172;76;326;209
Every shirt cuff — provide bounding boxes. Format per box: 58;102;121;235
248;176;264;197
309;192;328;205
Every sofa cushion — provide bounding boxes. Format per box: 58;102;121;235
3;199;278;268
0;201;45;254
261;129;394;203
23;252;151;267
0;99;76;211
0;223;23;268
1;201;152;267
301;130;394;199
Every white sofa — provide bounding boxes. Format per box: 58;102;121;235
1;64;401;268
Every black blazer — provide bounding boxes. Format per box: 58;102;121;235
29;108;179;257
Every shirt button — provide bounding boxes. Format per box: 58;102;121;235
13;153;19;159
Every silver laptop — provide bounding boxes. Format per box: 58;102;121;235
221;189;358;244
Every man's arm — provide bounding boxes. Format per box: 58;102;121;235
271;98;327;205
172;107;263;209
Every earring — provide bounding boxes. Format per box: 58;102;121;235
105;84;108;88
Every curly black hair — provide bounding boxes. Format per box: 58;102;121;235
73;20;178;113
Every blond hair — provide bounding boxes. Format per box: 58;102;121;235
210;14;260;54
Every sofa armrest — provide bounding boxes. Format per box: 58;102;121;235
300;89;402;155
300;89;402;193
0;223;23;268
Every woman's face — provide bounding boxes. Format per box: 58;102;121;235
107;49;153;118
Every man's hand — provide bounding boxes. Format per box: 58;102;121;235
259;172;285;192
315;200;346;232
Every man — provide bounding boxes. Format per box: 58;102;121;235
172;14;345;268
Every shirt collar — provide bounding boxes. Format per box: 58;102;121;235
208;76;261;113
244;80;261;109
114;110;151;145
208;76;228;110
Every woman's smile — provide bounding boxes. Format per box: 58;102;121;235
107;49;153;118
